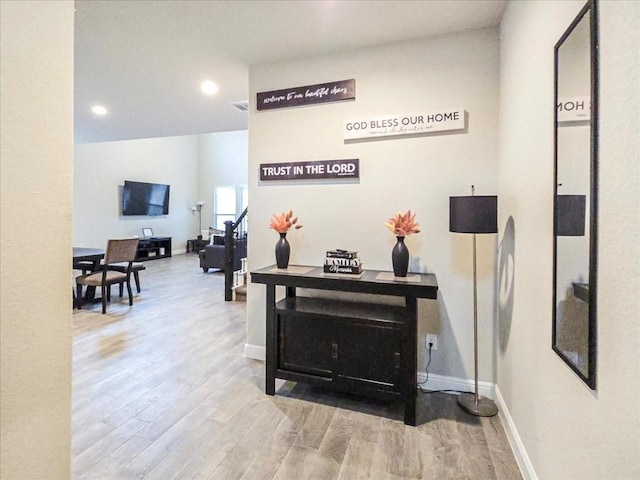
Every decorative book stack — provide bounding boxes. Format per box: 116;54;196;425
324;250;362;274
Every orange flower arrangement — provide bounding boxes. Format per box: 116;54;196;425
269;210;303;233
384;210;420;236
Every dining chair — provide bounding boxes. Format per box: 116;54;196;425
79;260;146;294
75;238;139;314
106;262;146;293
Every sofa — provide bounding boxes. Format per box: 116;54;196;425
199;234;247;272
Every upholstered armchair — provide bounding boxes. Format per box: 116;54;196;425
199;234;247;272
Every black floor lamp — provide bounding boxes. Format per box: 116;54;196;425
194;200;204;239
449;186;498;417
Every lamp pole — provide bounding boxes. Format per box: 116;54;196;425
456;185;498;417
472;187;479;407
196;201;204;239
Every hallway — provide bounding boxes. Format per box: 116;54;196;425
72;254;520;479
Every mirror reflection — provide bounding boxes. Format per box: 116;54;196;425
553;2;596;388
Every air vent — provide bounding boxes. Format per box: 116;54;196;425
232;101;249;112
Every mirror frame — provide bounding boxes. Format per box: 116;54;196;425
553;0;598;390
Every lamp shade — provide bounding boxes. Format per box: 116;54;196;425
449;196;498;234
556;194;586;236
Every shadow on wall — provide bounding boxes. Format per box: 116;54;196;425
498;216;516;353
428;292;466;380
409;255;466;381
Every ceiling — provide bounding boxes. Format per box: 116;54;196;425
74;0;507;144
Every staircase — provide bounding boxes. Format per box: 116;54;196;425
224;207;248;301
232;258;248;302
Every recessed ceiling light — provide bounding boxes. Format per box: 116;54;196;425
91;105;108;115
201;81;218;95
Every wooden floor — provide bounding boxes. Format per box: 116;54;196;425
72;254;522;480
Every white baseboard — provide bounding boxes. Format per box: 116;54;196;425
417;371;495;399
244;343;266;361
494;386;537;480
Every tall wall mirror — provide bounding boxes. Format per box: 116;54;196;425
553;0;598;389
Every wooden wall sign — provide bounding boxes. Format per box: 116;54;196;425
257;79;355;111
260;159;359;181
343;108;466;140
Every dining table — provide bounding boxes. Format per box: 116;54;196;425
73;247;105;268
73;247;105;307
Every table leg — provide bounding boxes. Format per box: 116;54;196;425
403;296;418;426
85;286;97;302
77;259;102;306
84;259;102;303
265;284;276;395
404;393;417;426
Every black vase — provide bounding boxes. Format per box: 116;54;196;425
392;236;409;277
275;232;290;269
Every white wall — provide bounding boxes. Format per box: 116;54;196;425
247;29;500;386
73;135;200;249
0;1;74;478
73;131;248;248
197;130;249;230
498;1;640;479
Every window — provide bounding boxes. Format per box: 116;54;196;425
213;185;247;231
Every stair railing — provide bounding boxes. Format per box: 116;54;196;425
224;207;248;301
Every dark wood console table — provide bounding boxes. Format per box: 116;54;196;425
251;265;438;426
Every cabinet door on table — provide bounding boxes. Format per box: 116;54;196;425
278;314;334;378
336;321;402;391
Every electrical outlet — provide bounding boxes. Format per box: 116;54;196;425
426;333;438;351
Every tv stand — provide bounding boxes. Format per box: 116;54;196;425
136;237;171;261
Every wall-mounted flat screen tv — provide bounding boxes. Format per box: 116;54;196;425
122;180;170;216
